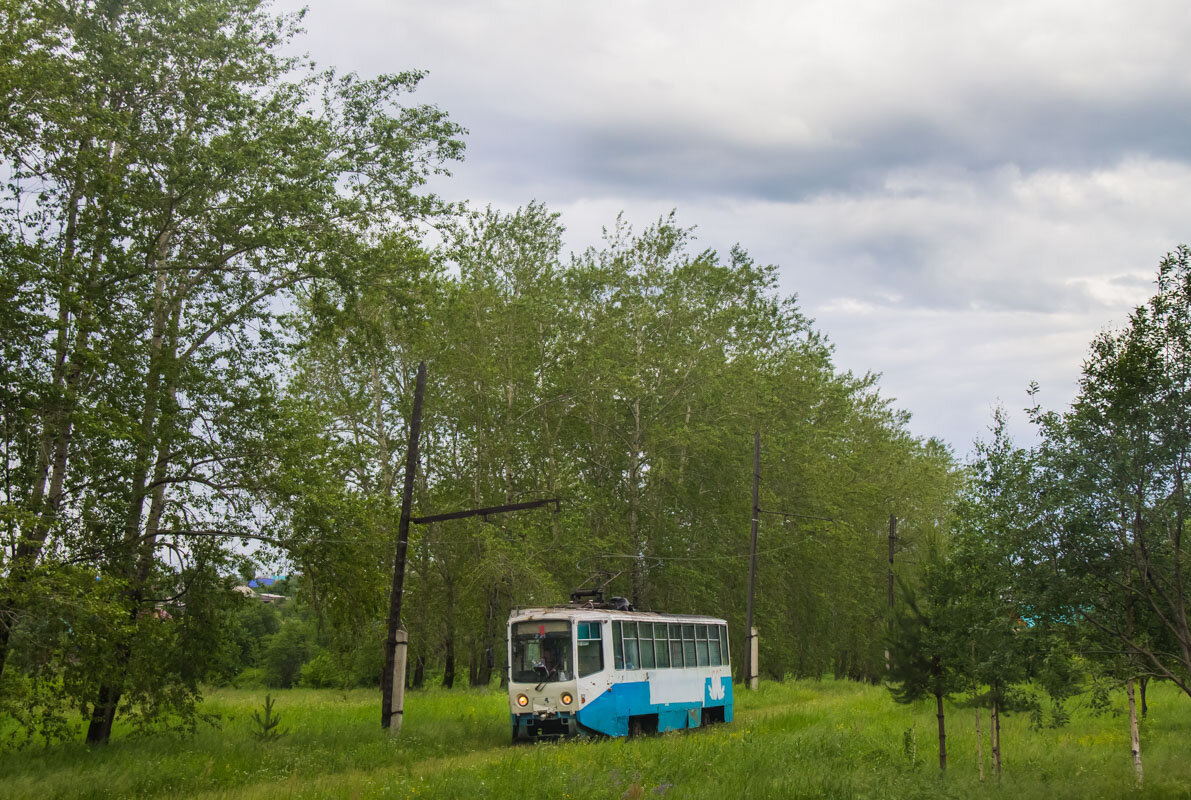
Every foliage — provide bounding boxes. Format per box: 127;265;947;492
0;0;462;742
886;577;954;707
1023;246;1191;697
224;601;283;678
261;618;313;690
282;208;959;690
938;245;1191;782
249;694;285;741
299;650;339;690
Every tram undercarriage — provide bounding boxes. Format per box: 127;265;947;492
512;710;581;741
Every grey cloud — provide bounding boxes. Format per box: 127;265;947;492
274;0;1191;454
456;86;1191;205
794;236;1104;315
1109;273;1156;292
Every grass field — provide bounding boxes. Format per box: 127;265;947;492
1;679;1188;799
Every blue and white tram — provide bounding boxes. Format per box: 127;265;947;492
507;603;733;740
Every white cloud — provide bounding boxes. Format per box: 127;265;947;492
274;0;1191;454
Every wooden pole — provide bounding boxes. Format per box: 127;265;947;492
744;432;760;689
382;361;426;731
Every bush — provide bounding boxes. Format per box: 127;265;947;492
261;620;312;688
299;650;340;689
348;639;385;687
232;601;282;668
232;667;267;689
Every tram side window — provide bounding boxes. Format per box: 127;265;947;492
682;624;696;668
719;626;729;665
709;625;722;666
623;622;640;670
577;621;604;677
639;622;656;669
653;622;670;668
613;621;624;669
696;624;710;667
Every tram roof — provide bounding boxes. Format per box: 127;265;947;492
509;606;727;625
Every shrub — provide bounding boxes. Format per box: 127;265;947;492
300;650;340;689
232;668;267;689
261;620;312;688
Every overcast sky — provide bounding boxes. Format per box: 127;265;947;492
275;0;1191;456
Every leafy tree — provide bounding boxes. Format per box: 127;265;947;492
946;414;1049;780
261;617;314;690
886;570;959;771
1029;246;1191;695
223;599;282;677
280;206;959;696
1011;245;1191;784
0;0;462;743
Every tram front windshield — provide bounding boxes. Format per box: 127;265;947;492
511;620;573;683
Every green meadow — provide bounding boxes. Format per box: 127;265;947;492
1;680;1188;800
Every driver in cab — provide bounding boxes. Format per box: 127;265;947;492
536;645;569;681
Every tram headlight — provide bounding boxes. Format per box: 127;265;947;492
516;693;529;707
561;692;573;706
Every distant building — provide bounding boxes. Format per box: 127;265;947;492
234;583;287;605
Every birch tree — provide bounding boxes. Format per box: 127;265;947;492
0;0;462;743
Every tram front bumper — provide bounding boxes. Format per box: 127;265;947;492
512;711;579;740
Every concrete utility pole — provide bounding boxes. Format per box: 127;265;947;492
382;361;426;734
744;431;760;690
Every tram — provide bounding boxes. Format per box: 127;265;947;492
507;595;733;740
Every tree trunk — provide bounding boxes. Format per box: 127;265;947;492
467;645;480;687
628;396;645;607
441;576;456;689
1139;676;1149;718
88;236;179;745
974;681;984;781
442;639;455;689
123;257;173;549
372;360;393;495
441;615;456;689
1127;679;1143;786
474;586;502;687
0;269;93;683
412;655;425;689
89;338;181;748
472;647;491;687
0;623;12;689
1166;468;1190;680
85;683;121;745
935;690;947;771
990;696;1002;781
933;656;946;772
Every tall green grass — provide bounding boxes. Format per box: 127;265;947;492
1;680;1187;799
